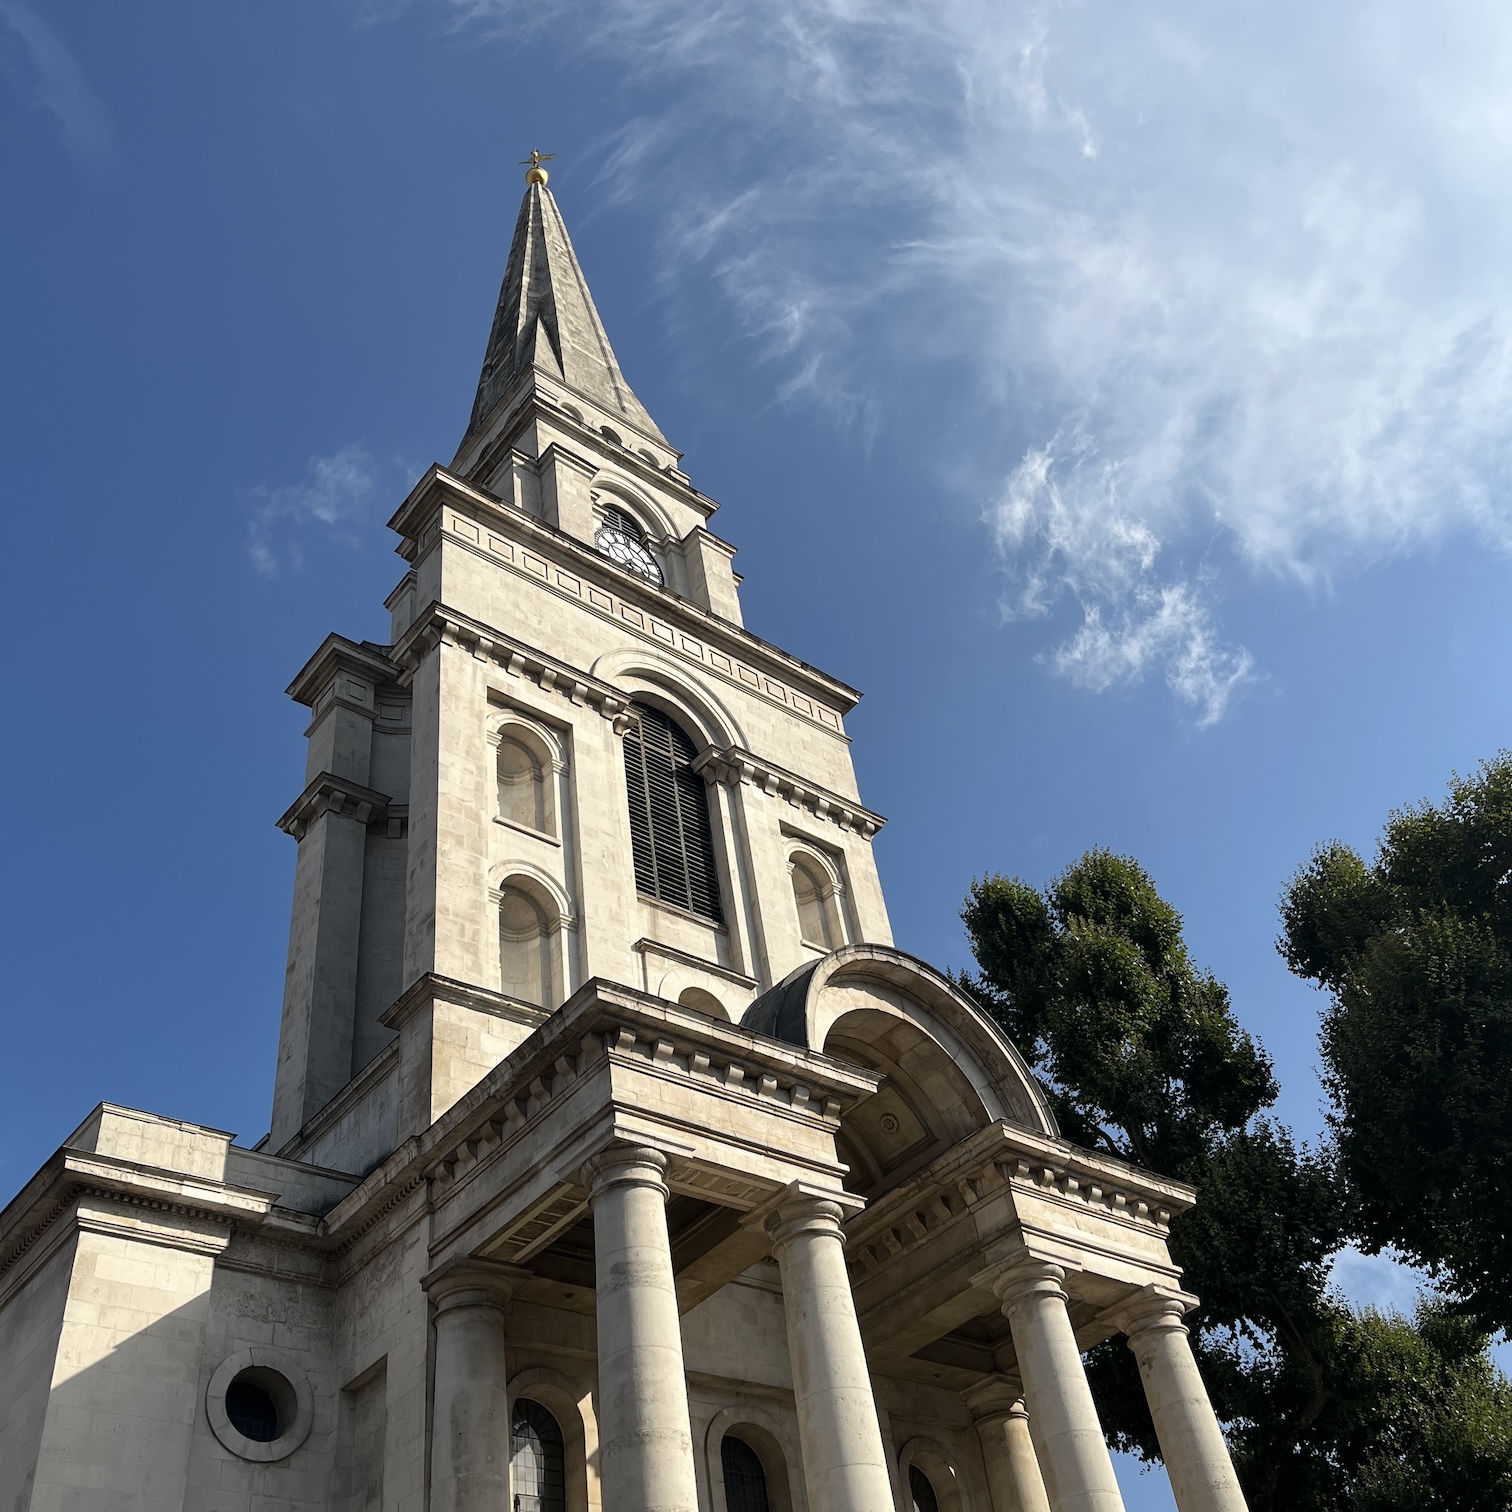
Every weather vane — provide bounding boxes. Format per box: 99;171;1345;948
519;149;556;186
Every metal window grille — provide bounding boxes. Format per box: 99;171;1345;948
720;1436;771;1512
511;1399;566;1512
623;702;724;923
909;1464;942;1512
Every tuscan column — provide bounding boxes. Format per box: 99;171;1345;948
427;1263;519;1512
584;1145;699;1512
988;1260;1125;1512
964;1376;1052;1512
764;1188;895;1512
1121;1292;1247;1512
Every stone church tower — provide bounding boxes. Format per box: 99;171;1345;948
0;167;1248;1512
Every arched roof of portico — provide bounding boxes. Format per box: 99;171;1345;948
741;944;1057;1140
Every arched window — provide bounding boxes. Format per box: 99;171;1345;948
623;702;723;923
497;733;547;831
908;1464;941;1512
790;856;834;950
499;887;550;1006
720;1435;771;1512
511;1399;565;1512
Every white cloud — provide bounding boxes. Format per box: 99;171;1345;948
426;0;1512;720
246;446;379;576
0;2;114;168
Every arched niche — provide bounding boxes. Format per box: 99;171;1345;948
488;708;566;840
787;845;848;952
492;869;574;1010
740;946;1055;1193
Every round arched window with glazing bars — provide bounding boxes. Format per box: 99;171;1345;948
510;1399;565;1512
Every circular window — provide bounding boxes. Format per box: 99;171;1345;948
225;1368;292;1441
206;1348;315;1463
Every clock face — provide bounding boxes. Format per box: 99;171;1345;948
595;525;663;585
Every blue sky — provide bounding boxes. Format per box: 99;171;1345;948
4;4;1510;1503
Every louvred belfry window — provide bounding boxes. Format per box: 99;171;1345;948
623;702;724;923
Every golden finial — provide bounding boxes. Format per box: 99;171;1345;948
519;148;555;187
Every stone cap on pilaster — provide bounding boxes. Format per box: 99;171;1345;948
276;772;392;839
285;633;400;709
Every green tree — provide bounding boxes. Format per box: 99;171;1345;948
960;849;1275;1172
1281;754;1512;1330
961;848;1512;1512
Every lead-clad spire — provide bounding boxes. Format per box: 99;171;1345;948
462;169;667;448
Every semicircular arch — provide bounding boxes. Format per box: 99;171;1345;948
488;862;574;925
741;945;1055;1140
591;649;747;751
703;1402;799;1512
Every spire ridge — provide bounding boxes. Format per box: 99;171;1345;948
461;179;666;451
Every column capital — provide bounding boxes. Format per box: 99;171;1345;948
977;1255;1070;1311
758;1182;860;1251
422;1257;530;1315
581;1142;669;1201
1113;1285;1198;1342
962;1372;1028;1425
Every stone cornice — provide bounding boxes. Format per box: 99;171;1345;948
0;1149;281;1299
285;633;402;708
390;602;634;727
319;978;882;1247
694;745;886;838
631;938;759;991
378;972;552;1034
389;467;860;718
845;1121;1196;1282
446;382;700;509
276;772;392;840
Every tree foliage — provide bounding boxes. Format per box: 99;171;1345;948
961;849;1275;1174
1281;755;1512;1330
960;847;1512;1512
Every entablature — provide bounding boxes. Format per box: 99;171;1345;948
694;744;886;838
390;601;634;727
390;467;858;734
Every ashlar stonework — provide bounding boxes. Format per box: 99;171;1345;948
0;172;1248;1512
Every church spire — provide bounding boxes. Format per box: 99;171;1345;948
461;163;667;449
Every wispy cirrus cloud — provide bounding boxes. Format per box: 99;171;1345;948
410;0;1512;723
0;2;115;168
246;446;380;576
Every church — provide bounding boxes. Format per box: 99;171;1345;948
0;163;1248;1512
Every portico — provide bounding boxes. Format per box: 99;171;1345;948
381;954;1243;1512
